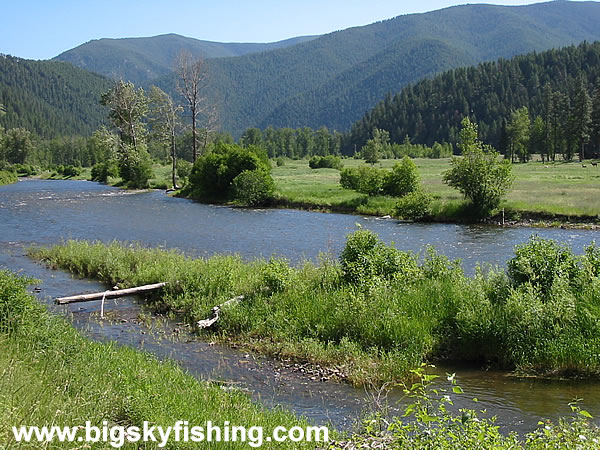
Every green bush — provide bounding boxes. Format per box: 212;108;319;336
275;157;285;167
394;190;433;221
340;166;386;196
261;259;294;293
231;169;274;206
309;155;343;170
507;236;580;296
189;143;270;201
340;229;419;286
176;159;193;181
383;156;420;197
119;149;153;188
90;161;118;183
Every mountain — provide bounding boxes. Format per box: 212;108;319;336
0;55;111;138
54;33;318;84
173;1;600;136
346;40;600;153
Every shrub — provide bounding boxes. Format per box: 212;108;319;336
309;155;343;170
275;157;285;167
340;166;386;196
261;259;294;293
507;236;579;296
383;157;420;197
176;159;193;181
340;229;419;286
231;170;274;206
443;118;513;217
394;190;433;221
119;150;153;189
189;143;270;201
90;161;118;183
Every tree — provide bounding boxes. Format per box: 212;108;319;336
383;156;420;197
443;117;513;217
176;52;214;162
507;107;530;162
100;80;152;188
149;86;182;189
4;128;34;164
591;83;600;158
569;76;592;161
361;128;389;165
529;116;547;161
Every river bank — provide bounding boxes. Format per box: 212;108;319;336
30;230;600;387
0;269;317;448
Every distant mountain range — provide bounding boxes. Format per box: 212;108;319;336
54;33;318;84
4;1;600;139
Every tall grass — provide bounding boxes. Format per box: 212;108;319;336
0;269;314;448
31;232;600;386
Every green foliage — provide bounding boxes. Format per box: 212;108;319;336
275;157;285;167
231;169;274;206
0;169;17;186
3;128;34;164
31;232;600;385
308;155;343;170
54;164;81;177
340;229;420;286
90;160;118;183
188;143;271;201
383;156;420;197
0;55;110;139
443;118;513;217
176;159;193;181
394;190;434;221
507;236;580;296
0;270;311;448
339;166;386;196
336;365;600;448
261;259;294;293
340;157;421;198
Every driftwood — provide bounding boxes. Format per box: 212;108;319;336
55;282;168;305
196;295;244;329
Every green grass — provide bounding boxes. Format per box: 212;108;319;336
30;232;600;387
272;158;600;220
0;270;319;449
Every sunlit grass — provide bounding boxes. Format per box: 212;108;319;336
272;158;600;219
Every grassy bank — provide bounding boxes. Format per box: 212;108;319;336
31;231;600;387
272;158;600;222
0;169;18;186
0;270;317;449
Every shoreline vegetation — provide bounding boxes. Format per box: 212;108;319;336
30;230;600;388
3;270;600;448
0;270;314;449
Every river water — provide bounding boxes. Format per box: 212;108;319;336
2;179;600;433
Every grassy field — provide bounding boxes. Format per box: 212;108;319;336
272;158;600;220
0;269;320;449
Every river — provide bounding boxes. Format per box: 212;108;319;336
2;179;600;433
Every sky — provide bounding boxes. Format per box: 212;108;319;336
0;0;589;60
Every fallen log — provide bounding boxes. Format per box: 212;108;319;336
196;295;244;329
55;282;168;305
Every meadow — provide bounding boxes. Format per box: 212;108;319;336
272;158;600;220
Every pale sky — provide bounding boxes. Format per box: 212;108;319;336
0;1;590;60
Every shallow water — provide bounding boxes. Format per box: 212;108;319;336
2;178;600;432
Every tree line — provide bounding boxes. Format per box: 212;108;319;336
348;41;600;159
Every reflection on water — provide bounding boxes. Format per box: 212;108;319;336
1;179;600;432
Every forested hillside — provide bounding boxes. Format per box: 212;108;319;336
54;33;318;84
347;40;600;153
0;55;110;138
182;1;600;136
